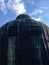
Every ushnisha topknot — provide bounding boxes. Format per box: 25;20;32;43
16;14;31;19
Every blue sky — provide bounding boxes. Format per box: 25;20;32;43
0;0;49;27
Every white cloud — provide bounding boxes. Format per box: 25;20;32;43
28;1;35;5
30;7;46;16
7;0;22;5
34;18;41;21
0;0;7;14
12;0;22;3
0;0;26;15
7;0;26;15
12;3;26;15
31;9;44;16
32;17;41;21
